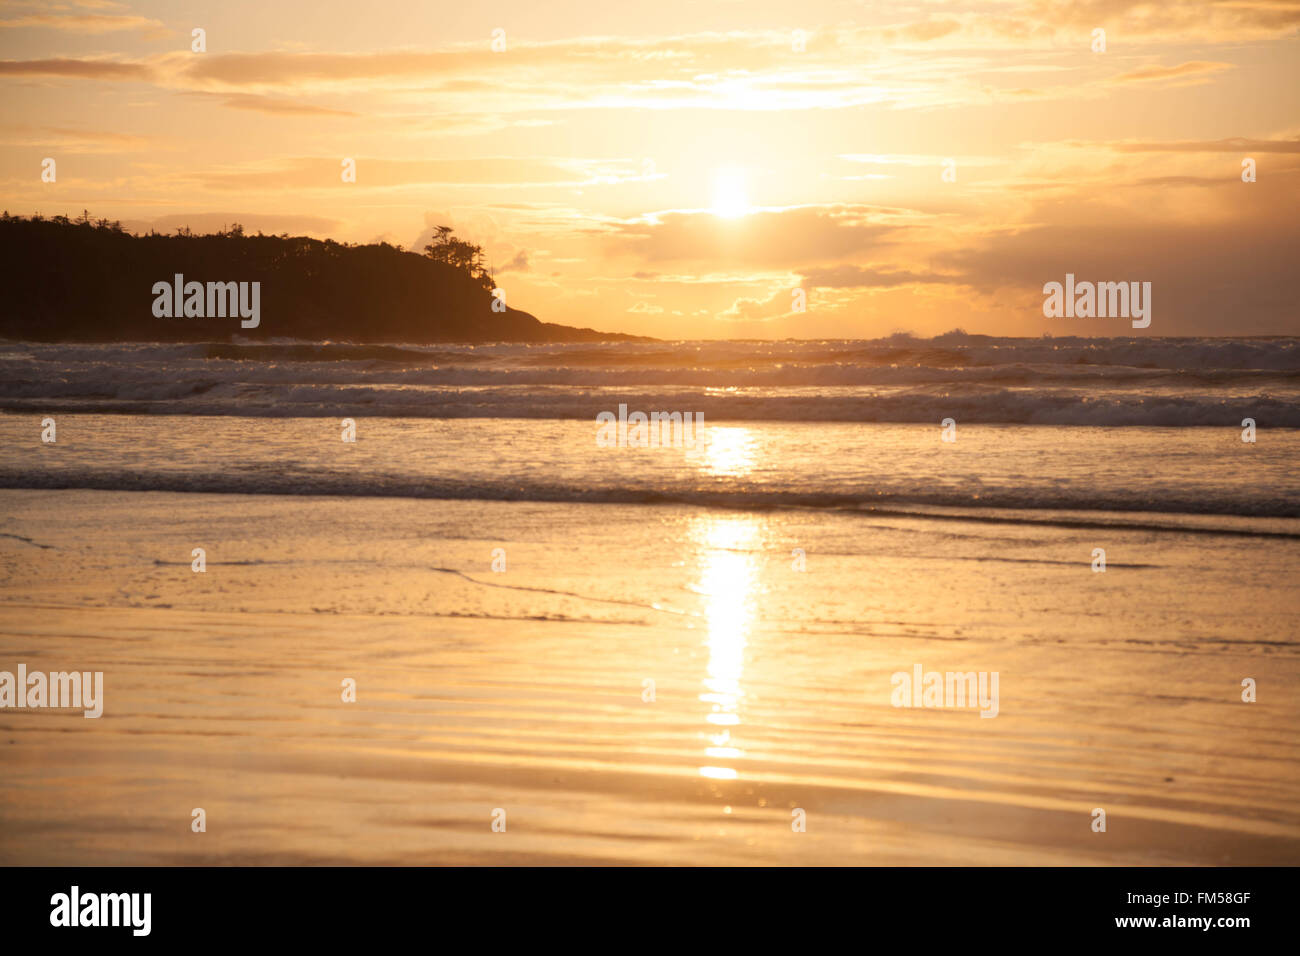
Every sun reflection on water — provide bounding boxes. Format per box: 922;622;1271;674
692;514;762;780
698;425;756;477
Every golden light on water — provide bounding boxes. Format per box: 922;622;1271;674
692;514;762;780
699;425;756;477
698;766;738;781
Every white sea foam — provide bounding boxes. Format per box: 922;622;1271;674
1;336;1298;425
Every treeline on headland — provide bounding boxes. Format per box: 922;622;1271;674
0;212;643;343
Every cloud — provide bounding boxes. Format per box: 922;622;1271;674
608;205;906;267
0;13;165;35
0;15;1281;124
1013;0;1300;42
1107;137;1300;154
717;290;794;322
195;157;617;191
0;57;155;80
0;124;150;153
930;191;1299;334
185;92;359;118
801;264;966;289
498;250;530;273
1110;61;1233;85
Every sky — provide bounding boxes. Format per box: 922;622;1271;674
1;0;1297;339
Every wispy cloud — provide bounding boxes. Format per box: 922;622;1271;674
1110;61;1233;85
0;13;166;36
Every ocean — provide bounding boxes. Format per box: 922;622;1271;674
2;334;1299;517
3;334;1299;424
1;335;1298;864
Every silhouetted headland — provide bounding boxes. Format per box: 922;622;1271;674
0;212;646;344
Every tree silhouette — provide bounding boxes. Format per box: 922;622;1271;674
423;225;493;290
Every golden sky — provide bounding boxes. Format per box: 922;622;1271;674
2;0;1298;338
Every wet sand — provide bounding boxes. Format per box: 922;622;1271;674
1;489;1298;864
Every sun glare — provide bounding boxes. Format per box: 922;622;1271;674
692;515;762;781
711;167;750;218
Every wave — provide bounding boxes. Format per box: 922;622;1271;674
2;387;1296;426
4;334;1300;369
6;359;1299;388
3;336;1298;425
2;467;1298;520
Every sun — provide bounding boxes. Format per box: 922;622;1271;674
711;167;750;219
